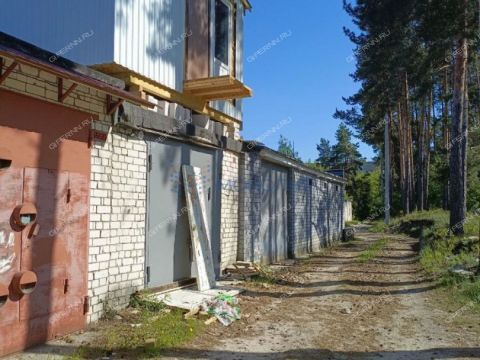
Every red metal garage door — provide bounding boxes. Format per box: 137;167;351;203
0;89;93;356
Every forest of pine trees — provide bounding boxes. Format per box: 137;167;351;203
334;0;480;234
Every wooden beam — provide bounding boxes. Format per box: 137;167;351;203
91;65;243;125
57;77;78;102
0;60;18;85
106;95;124;115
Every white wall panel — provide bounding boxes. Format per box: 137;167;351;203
114;0;186;92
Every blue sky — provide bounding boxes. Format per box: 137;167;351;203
242;0;376;162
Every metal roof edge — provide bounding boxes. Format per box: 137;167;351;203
0;32;154;108
244;143;346;184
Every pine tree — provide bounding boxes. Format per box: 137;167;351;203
316;138;332;168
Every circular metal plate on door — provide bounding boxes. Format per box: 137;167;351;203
11;203;37;230
0;283;8;307
11;271;37;295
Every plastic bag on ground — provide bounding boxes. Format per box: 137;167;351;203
202;293;241;326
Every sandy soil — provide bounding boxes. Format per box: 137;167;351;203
163;230;480;359
8;230;480;359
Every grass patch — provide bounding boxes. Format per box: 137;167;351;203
67;295;204;359
247;265;283;285
376;209;480;309
129;290;166;312
346;220;360;226
356;238;389;263
369;221;389;233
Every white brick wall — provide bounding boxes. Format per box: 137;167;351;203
220;151;239;269
88;125;147;322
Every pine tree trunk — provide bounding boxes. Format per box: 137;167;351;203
425;91;432;210
417;101;425;212
401;74;410;214
450;35;468;235
403;72;415;213
443;67;451;210
398;101;408;215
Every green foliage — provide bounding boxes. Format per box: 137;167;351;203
378;209;480;307
356;238;389;263
304;162;324;172
337;0;480;219
369;221;389;233
467;131;480;211
350;169;383;221
316;138;333;168
345;220;360;226
68;308;203;359
278;135;301;161
129;291;166;312
330;124;364;176
316;124;364;178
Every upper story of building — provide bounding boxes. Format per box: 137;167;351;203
0;0;252;131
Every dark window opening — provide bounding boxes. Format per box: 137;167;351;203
0;159;12;170
215;0;229;64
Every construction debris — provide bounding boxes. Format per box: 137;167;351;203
184;306;200;319
201;293;241;326
225;261;260;279
204;317;217;325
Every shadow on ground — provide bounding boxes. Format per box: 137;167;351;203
18;344;480;360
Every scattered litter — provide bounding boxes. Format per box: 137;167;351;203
340;308;352;315
204;317;217;325
225;261;260;279
130;323;142;328
153;286;242;311
202;293;241;326
449;266;475;277
184;306;200;319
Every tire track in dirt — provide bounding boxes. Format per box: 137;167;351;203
167;230;480;359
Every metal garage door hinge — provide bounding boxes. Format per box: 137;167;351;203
83;296;89;315
146;266;151;283
148;154;152;172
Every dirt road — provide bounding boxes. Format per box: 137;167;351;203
7;230;480;359
164;230;480;359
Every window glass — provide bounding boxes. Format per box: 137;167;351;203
215;0;229;64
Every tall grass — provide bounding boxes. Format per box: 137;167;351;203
371;209;480;306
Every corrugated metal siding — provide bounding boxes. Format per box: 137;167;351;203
234;0;244;118
235;0;244;82
210;100;242;120
0;0;115;65
114;0;186;92
210;0;244;121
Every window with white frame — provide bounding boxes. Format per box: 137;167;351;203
215;0;230;64
212;0;232;76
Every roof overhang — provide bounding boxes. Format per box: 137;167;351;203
242;0;252;10
0;32;154;109
184;75;253;101
244;142;347;184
